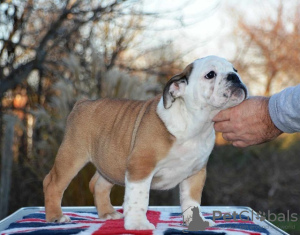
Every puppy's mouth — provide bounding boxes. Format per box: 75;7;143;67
230;84;247;100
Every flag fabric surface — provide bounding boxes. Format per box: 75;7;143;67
0;207;285;235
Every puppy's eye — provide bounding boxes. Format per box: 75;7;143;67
205;71;216;79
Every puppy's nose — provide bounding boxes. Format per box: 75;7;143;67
227;73;240;83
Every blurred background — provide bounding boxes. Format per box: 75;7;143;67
1;0;300;233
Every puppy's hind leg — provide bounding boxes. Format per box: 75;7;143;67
43;140;89;223
89;172;123;220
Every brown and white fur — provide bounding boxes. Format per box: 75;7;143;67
43;55;247;230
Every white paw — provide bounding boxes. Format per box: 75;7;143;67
183;208;193;226
55;215;71;223
125;218;155;230
99;211;124;220
203;218;216;227
184;216;192;226
183;206;214;228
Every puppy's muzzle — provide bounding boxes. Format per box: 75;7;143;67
227;73;247;99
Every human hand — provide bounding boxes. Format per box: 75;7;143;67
213;96;282;147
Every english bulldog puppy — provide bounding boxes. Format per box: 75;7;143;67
43;55;247;230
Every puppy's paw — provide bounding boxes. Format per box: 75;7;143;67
50;215;71;223
183;208;193;226
183;207;214;228
125;218;155;230
99;211;124;220
200;214;215;227
206;218;216;227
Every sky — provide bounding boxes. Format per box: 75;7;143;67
141;0;300;95
142;0;285;61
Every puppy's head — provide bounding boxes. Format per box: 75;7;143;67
163;55;247;110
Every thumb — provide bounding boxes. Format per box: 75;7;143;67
212;109;231;122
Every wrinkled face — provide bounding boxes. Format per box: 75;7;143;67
187;56;247;109
163;56;247;110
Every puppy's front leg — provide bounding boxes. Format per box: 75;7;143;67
123;172;155;230
180;167;215;227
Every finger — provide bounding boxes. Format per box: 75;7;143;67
212;109;231;122
232;141;248;148
222;132;240;142
214;121;233;133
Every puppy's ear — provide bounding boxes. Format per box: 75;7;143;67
163;63;193;109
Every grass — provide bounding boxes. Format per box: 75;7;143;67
272;217;300;235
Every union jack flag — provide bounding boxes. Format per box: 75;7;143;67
0;207;285;235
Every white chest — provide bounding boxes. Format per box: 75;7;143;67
150;131;215;190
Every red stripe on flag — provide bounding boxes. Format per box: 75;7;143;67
92;210;162;235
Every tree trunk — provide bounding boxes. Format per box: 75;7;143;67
0;114;18;219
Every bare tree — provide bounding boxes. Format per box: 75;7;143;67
231;1;300;96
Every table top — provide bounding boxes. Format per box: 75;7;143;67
0;206;288;234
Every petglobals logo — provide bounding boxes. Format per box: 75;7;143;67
212;210;298;223
181;208;298;233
